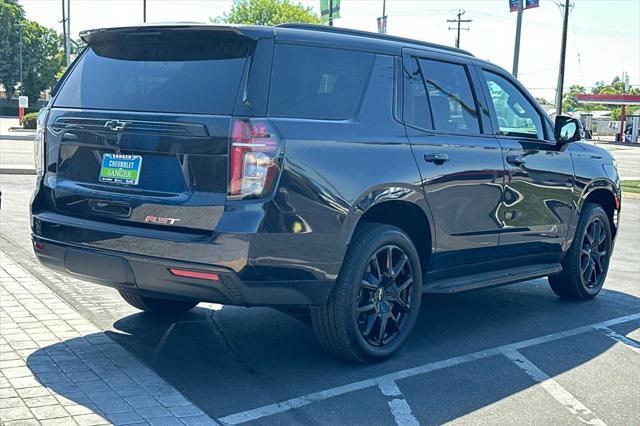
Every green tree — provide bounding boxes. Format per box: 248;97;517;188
0;0;25;98
535;96;550;105
592;76;639;96
591;80;606;95
20;20;64;102
562;84;586;112
589;76;640;119
216;0;321;25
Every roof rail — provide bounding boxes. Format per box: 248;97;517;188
276;23;474;57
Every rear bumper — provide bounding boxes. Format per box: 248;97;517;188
31;235;334;307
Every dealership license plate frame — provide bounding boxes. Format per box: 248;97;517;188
99;153;143;185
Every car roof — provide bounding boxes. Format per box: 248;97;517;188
80;22;475;59
274;24;474;57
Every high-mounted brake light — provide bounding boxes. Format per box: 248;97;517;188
229;118;282;199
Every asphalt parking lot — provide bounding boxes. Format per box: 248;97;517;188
1;148;639;425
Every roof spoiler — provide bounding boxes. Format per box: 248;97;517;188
80;24;259;45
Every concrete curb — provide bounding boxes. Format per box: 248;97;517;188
0;134;35;141
7;127;36;133
0;166;36;175
591;140;640;148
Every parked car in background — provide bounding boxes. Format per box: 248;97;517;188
31;24;621;362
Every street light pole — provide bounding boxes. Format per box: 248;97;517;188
143;0;147;23
554;0;570;115
378;0;387;34
512;0;523;77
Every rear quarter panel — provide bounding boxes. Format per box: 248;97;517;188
245;53;427;282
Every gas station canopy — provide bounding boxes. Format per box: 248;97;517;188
575;94;640;105
575;94;640;143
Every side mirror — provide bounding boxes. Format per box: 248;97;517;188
555;116;583;144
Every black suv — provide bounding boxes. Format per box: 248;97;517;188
31;24;621;362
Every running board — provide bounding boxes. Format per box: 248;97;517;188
424;263;563;294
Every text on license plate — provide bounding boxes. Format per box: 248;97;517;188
99;153;142;185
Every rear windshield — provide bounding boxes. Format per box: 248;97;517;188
268;44;374;120
54;34;252;114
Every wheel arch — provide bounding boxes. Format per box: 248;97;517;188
579;179;620;239
343;186;435;273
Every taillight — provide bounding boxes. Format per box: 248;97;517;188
229;118;282;199
34;108;49;175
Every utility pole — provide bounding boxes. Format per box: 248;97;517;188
554;0;570;115
447;10;472;49
61;0;69;66
65;0;71;66
329;0;333;26
143;0;147;23
512;0;523;77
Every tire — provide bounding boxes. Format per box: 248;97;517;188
311;223;423;362
549;202;612;300
118;290;198;315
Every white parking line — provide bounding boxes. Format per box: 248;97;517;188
378;381;420;426
388;399;420;426
502;349;606;426
217;312;640;425
594;325;640;354
378;380;403;397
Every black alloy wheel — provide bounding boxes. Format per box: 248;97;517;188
580;217;609;289
357;245;415;347
310;223;422;362
548;202;612;300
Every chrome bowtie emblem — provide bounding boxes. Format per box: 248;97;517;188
104;120;128;131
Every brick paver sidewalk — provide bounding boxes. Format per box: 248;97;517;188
0;253;216;425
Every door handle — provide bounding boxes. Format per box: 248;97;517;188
424;153;449;164
506;154;525;166
61;132;78;142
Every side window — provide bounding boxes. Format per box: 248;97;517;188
402;56;432;129
419;59;481;134
482;71;544;140
268;45;374;120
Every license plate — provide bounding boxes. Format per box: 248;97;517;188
99;154;142;185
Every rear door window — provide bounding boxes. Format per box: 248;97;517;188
402;56;432;129
54;35;252;114
418;59;481;134
268;44;374;120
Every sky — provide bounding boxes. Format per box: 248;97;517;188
19;0;640;101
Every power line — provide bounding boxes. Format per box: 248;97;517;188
447;9;472;49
